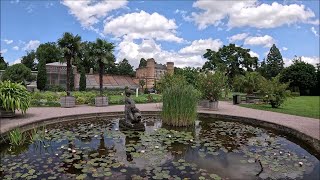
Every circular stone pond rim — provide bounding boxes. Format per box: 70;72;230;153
1;111;319;157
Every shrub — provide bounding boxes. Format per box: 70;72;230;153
144;88;149;94
76;96;86;105
47;85;65;92
197;71;226;102
161;84;199;127
2;64;33;84
37;60;47;91
79;67;86;91
291;92;300;97
261;76;290;108
0;81;31;114
233;72;265;94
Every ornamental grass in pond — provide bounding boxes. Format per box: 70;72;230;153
161;84;199;126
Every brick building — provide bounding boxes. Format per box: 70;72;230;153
135;58;174;89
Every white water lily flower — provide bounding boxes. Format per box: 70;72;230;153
90;124;93;128
68;148;71;151
155;146;159;149
168;135;172;138
94;135;98;138
299;162;303;166
140;150;145;153
61;145;64;149
190;139;193;142
115;128;119;131
55;153;59;156
72;149;76;153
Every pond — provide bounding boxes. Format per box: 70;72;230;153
0;117;319;180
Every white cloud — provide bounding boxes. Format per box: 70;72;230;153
11;58;21;65
0;49;8;54
228;33;249;43
311;27;319;37
191;0;317;29
284;56;319;67
179;38;222;55
282;47;288;51
12;46;19;50
249;51;260;59
3;39;13;44
23;40;40;51
62;0;128;28
117;38;209;68
244;35;275;47
104;11;184;43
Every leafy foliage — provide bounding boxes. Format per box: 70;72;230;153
156;74;188;93
2;64;33;84
138;58;147;68
58;32;81;95
139;79;145;89
233;72;265;94
77;41;96;73
21;50;37;71
36;42;63;64
8;128;26;146
0;53;8;70
162;84;199;127
36;60;47;91
174;67;200;87
202;44;258;85
0;81;31;113
265;44;284;79
117;58;134;76
197;71;226;101
261;76;290;108
280;58;317;95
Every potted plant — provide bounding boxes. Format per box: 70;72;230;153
0;81;31;117
91;38;115;107
198;71;226;110
58;32;81;108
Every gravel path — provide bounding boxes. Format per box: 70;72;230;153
1;102;319;140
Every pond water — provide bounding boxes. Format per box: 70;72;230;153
0;117;319;180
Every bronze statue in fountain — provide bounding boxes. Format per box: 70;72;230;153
119;89;145;131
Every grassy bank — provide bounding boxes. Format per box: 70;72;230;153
240;96;319;119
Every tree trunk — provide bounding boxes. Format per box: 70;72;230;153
99;61;104;96
66;57;71;96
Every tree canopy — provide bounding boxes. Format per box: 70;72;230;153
117;58;134;76
0;53;8;70
21;50;37;71
138;58;147;68
202;44;258;84
280;57;317;95
36;42;62;64
2;64;33;84
265;44;284;79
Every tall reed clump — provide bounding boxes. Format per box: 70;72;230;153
161;84;200;127
8;128;26;146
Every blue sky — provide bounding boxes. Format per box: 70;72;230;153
1;0;319;68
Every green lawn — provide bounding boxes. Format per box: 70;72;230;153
240;96;319;119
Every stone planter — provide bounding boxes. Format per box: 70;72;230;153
95;96;108;107
199;100;210;108
0;107;15;118
60;96;76;108
208;101;219;111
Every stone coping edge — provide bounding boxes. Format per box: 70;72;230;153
1;111;319;157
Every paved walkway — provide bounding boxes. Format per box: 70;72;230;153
1;102;319;140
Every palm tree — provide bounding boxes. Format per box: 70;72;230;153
57;32;81;96
91;38;115;96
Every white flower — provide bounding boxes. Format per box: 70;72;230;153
55;153;59;156
140;150;145;153
94;135;98;138
155;146;159;149
168;135;172;138
299;162;303;166
190;139;193;142
68;148;71;151
61;145;64;149
90;124;93;128
72;149;76;153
